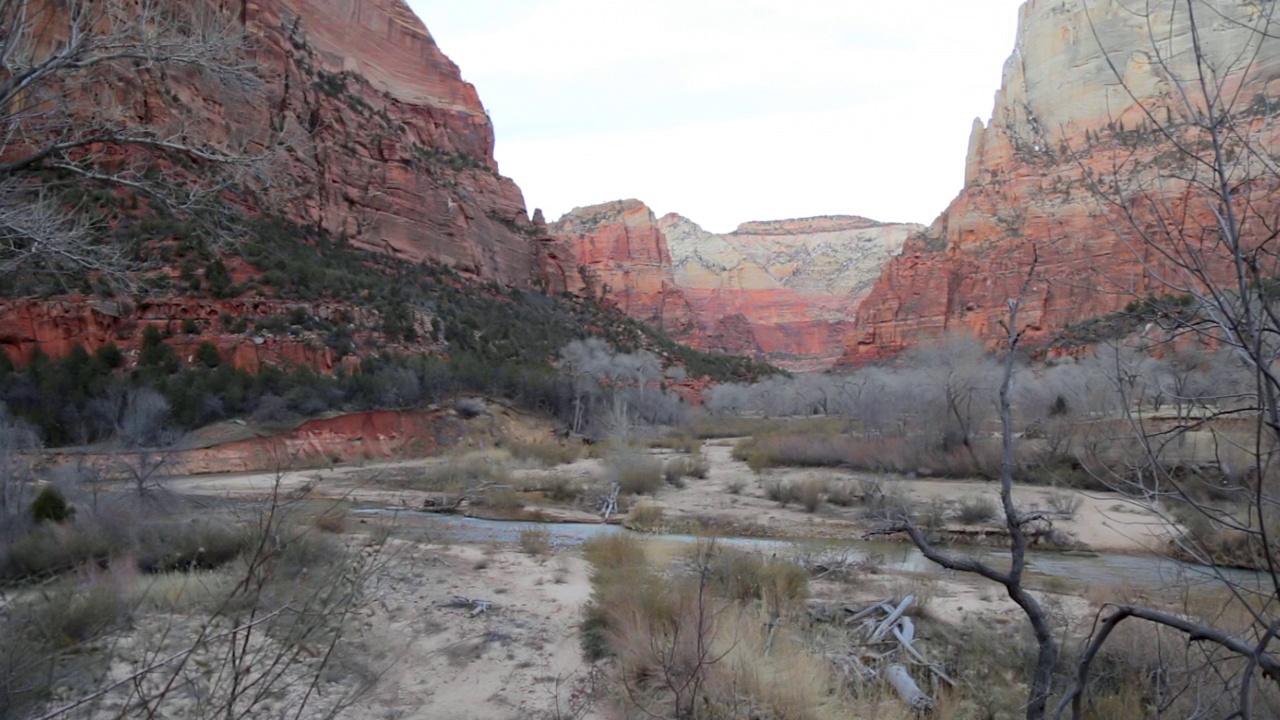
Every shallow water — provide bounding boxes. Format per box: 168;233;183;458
359;509;1265;592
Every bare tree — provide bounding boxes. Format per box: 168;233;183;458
1055;1;1280;717
0;402;39;526
114;387;175;495
0;0;273;289
880;254;1062;720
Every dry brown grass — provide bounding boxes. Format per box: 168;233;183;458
518;526;552;556
625;502;666;532
583;537;841;720
648;432;704;454
507;440;584;466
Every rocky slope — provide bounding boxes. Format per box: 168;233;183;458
549;202;919;370
841;0;1280;363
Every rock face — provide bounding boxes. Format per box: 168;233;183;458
547;200;699;337
549;202;919;370
243;0;542;283
842;0;1280;363
661;214;920;371
2;0;548;366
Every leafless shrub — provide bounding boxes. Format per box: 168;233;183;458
796;478;824;513
626;502;665;532
953;495;1000;525
605;450;663;496
1046;492;1083;519
508;440;583;466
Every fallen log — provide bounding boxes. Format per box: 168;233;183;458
885;664;933;711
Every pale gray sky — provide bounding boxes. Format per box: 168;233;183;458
407;1;1026;232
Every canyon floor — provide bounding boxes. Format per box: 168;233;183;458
147;435;1183;719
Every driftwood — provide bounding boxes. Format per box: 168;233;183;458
886;664;934;710
444;596;493;617
601;482;621;521
816;595;956;712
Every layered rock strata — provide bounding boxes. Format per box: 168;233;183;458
549;202;919;370
842;0;1280;362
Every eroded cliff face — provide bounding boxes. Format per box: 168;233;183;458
662;214;920;371
3;0;544;366
547;200;700;338
548;201;919;371
843;0;1280;363
246;0;541;283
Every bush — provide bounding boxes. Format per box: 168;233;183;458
649;432;702;453
663;455;708;487
626;502;665;532
410;451;512;491
954;495;1000;525
725;477;746;495
795;478;824;513
538;476;582;503
1047;491;1084;519
582;533;647;570
606;451;663;496
30;486;74;524
454;397;485;418
518;526;552;555
859;479;912;521
824;481;856;507
764;480;795;506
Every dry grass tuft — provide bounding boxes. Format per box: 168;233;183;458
518;525;552;556
707;547;809;613
953;495;1000;525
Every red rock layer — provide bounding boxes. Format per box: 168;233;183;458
0;296;435;372
246;0;541;282
660;214;919;371
841;0;1280;364
547;200;699;338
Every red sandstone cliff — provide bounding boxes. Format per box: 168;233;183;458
661;214;920;371
2;0;547;366
549;202;919;370
841;0;1280;364
547;200;700;338
239;0;542;283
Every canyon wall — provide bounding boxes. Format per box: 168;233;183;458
842;0;1280;363
546;200;699;338
3;0;548;366
550;202;919;370
662;214;920;371
241;0;544;283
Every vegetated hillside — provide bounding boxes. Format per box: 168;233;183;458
1;0;555;361
842;0;1280;363
0;216;779;447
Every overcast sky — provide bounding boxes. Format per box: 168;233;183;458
407;1;1026;232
